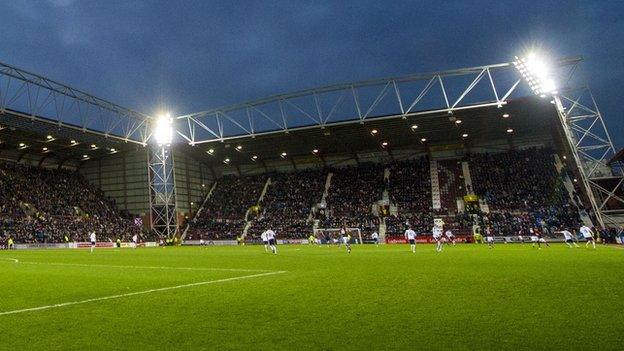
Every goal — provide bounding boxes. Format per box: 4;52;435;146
313;227;363;244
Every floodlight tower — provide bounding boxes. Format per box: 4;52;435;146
514;53;619;228
147;113;178;238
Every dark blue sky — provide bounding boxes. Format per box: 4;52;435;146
1;0;622;147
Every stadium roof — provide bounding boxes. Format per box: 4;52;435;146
0;56;580;167
0;108;144;165
181;95;561;168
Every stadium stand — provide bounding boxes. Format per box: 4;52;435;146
1;146;582;244
187;174;266;240
324;164;384;238
247;169;326;239
464;147;580;235
385;157;433;235
0;162;142;243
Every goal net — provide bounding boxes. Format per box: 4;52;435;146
313;228;363;244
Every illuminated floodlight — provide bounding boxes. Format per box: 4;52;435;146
42;147;48;151
312;149;319;154
506;128;514;133
207;148;215;155
70;140;77;145
514;52;558;96
251;155;258;161
91;144;97;149
462;133;468;138
502;113;510;118
280;152;287;158
410;125;418;130
455;120;462;124
420;138;427;142
223;158;230;164
19;142;25;147
235;145;243;151
381;141;388;147
153;113;173;145
370;129;378;136
46;135;53;140
83;154;88;158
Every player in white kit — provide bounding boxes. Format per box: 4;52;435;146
89;231;97;253
556;228;579;248
529;228;539;248
342;231;352;254
580;225;596;249
445;228;456;246
132;234;138;249
265;228;277;254
371;231;379;246
432;225;443;252
260;230;269;252
404;227;417;253
485;227;494;248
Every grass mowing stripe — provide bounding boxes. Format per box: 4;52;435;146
0;259;272;272
0;270;287;317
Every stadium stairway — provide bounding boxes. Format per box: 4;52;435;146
181;181;217;240
554;155;593;227
430;160;442;210
436;160;463;213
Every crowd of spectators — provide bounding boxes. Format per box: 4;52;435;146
248;169;326;239
387;157;431;215
187;174;266;240
0;162;142;244
465;147;580;234
324;164;384;238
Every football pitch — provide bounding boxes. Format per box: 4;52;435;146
1;243;623;350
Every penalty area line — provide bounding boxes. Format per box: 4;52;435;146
0;270;286;317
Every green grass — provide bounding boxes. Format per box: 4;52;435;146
1;243;623;350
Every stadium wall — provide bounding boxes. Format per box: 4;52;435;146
79;150;150;216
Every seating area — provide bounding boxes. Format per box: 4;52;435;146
383;157;432;236
388;157;431;215
187;174;266;240
1;146;582;245
248;169;326;239
0;162;142;244
324;164;384;238
461;147;580;234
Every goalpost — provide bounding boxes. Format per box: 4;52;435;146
313;228;363;244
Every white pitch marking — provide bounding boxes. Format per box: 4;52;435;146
0;270;286;317
0;258;19;263
0;260;269;272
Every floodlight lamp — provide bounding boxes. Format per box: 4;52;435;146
153;113;173;145
420;138;427;142
280;152;287;158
